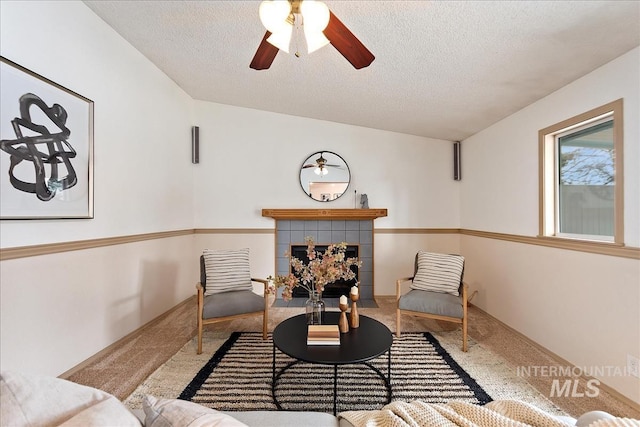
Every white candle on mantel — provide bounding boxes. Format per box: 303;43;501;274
351;286;358;296
340;295;348;305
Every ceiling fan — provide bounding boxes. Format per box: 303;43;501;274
302;152;342;175
250;0;375;70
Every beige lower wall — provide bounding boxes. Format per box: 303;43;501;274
193;232;276;294
0;234;196;377
2;229;638;406
461;234;640;404
373;232;461;296
193;230;462;297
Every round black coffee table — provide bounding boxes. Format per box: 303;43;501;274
272;312;393;415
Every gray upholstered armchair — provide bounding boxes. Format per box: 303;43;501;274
396;251;468;351
196;248;269;354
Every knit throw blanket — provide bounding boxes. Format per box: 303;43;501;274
339;400;639;427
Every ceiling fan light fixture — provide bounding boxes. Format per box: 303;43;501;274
314;166;328;176
266;26;293;53
251;0;374;70
300;0;330;53
259;0;291;32
259;1;293;53
300;0;330;31
305;28;330;53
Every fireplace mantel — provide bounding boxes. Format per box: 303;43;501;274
262;208;387;221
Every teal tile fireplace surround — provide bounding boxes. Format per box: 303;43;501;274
275;219;374;300
262;208;388;304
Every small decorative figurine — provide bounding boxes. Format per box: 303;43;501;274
349;286;359;328
360;194;369;209
338;295;349;333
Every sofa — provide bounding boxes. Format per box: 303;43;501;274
0;370;624;427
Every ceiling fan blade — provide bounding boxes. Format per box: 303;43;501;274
250;31;279;70
323;11;375;69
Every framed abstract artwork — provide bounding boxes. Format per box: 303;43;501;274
0;56;94;219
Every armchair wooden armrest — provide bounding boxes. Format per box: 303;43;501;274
196;282;204;302
251;277;269;297
461;282;469;301
396;276;414;300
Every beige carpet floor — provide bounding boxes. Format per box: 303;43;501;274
67;296;640;419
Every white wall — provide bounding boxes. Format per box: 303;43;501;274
0;1;195;248
192;101;461;229
461;47;639;245
0;1;196;376
461;47;640;403
191;102;463;296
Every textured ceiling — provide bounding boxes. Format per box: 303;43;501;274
84;1;640;141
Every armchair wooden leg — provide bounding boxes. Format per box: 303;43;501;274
462;316;468;352
197;317;203;355
396;309;401;337
262;311;268;340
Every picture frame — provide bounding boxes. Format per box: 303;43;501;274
0;57;94;219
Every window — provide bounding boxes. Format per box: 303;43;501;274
539;99;623;244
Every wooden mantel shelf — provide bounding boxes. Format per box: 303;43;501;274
262;208;387;221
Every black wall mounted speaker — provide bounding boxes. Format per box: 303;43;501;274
191;126;199;164
453;141;461;181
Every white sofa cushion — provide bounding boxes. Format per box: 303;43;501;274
0;370;141;427
143;395;248;427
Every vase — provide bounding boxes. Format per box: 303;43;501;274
305;290;325;325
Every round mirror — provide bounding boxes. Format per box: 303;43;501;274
299;151;351;202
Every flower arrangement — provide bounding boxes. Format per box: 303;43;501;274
268;236;362;301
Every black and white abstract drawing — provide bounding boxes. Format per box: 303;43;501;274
0;57;93;219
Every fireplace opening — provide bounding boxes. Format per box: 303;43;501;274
289;244;359;298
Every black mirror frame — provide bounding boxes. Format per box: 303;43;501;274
299;151;351;202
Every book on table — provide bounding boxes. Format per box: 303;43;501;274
307;325;340;346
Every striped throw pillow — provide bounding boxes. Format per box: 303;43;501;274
202;248;253;295
410;251;464;296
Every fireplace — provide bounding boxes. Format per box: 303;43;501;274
263;209;388;300
289;244;359;298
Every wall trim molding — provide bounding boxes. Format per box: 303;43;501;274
376;228;460;234
194;228;275;234
459;229;639;260
2;227;638;261
0;229;194;261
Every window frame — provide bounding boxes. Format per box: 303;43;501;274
538;99;624;245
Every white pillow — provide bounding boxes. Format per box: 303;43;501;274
0;370;141;427
202;248;252;296
143;395;248;427
410;251;464;296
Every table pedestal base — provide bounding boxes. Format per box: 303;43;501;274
272;345;391;415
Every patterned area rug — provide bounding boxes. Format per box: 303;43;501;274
124;329;564;416
179;332;490;413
